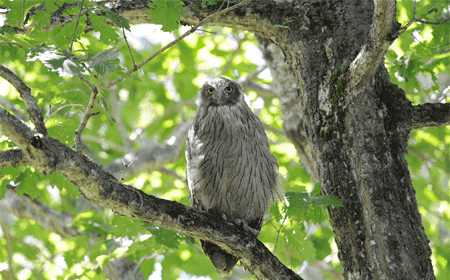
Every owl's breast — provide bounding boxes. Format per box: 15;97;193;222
187;103;280;220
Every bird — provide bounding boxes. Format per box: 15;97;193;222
185;77;283;276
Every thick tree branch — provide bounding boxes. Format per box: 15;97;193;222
0;106;301;280
0;149;27;168
0;65;48;136
348;0;399;90
411;103;450;130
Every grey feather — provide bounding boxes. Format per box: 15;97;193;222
185;77;283;276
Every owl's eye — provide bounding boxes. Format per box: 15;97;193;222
207;87;215;94
225;86;233;93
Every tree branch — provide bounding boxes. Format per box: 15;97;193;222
103;119;193;178
2;185;81;238
348;0;399;90
0;65;47;136
0;106;301;280
0;150;27;168
410;103;450;130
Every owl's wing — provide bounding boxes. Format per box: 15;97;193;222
185;126;194;202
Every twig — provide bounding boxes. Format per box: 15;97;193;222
159;167;185;182
75;87;98;152
273;213;287;253
172;0;190;27
68;0;84;54
45;104;86;122
220;33;246;75
109;87;133;151
142;97;196;132
112;1;136;69
0;42;23;48
0;65;48;136
77;73;96;91
397;0;450;36
21;0;25;28
102;0;254;91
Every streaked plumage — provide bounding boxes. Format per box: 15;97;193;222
185;77;283;276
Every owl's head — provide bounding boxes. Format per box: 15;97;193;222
198;77;244;107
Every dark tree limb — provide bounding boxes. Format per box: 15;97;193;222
411;103;450;130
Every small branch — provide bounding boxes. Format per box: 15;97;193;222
410;103;450;130
0;65;47;136
397;0;450;36
109;88;133;151
82;134;125;152
102;0;254;91
21;0;25;28
264;124;284;135
0;218;16;280
68;0;84;54
0;42;23;48
3;185;81;239
159;167;185;182
75;87;98;152
142;97;196;132
45;104;86;122
112;1;136;69
220;33;246;75
273;214;287;253
103;119;193;178
77;74;96;91
0;97;27;121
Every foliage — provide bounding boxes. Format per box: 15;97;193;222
0;0;448;279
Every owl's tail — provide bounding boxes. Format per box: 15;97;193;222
201;240;238;277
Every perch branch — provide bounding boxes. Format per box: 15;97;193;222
0;105;301;280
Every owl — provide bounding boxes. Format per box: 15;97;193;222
185;77;283;276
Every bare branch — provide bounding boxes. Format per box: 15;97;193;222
0;218;15;280
68;0;84;54
0;65;47;136
104;119;193;178
397;0;450;36
75;86;98;152
45;103;86;122
2;185;81;238
0;42;22;48
112;0;136;69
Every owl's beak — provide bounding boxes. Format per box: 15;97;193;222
211;90;227;106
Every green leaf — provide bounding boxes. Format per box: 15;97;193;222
27;46;85;77
89;48;121;75
105;10;131;31
89;11;120;43
111;215;146;237
144;224;182;249
148;0;186;32
15;168;39;199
